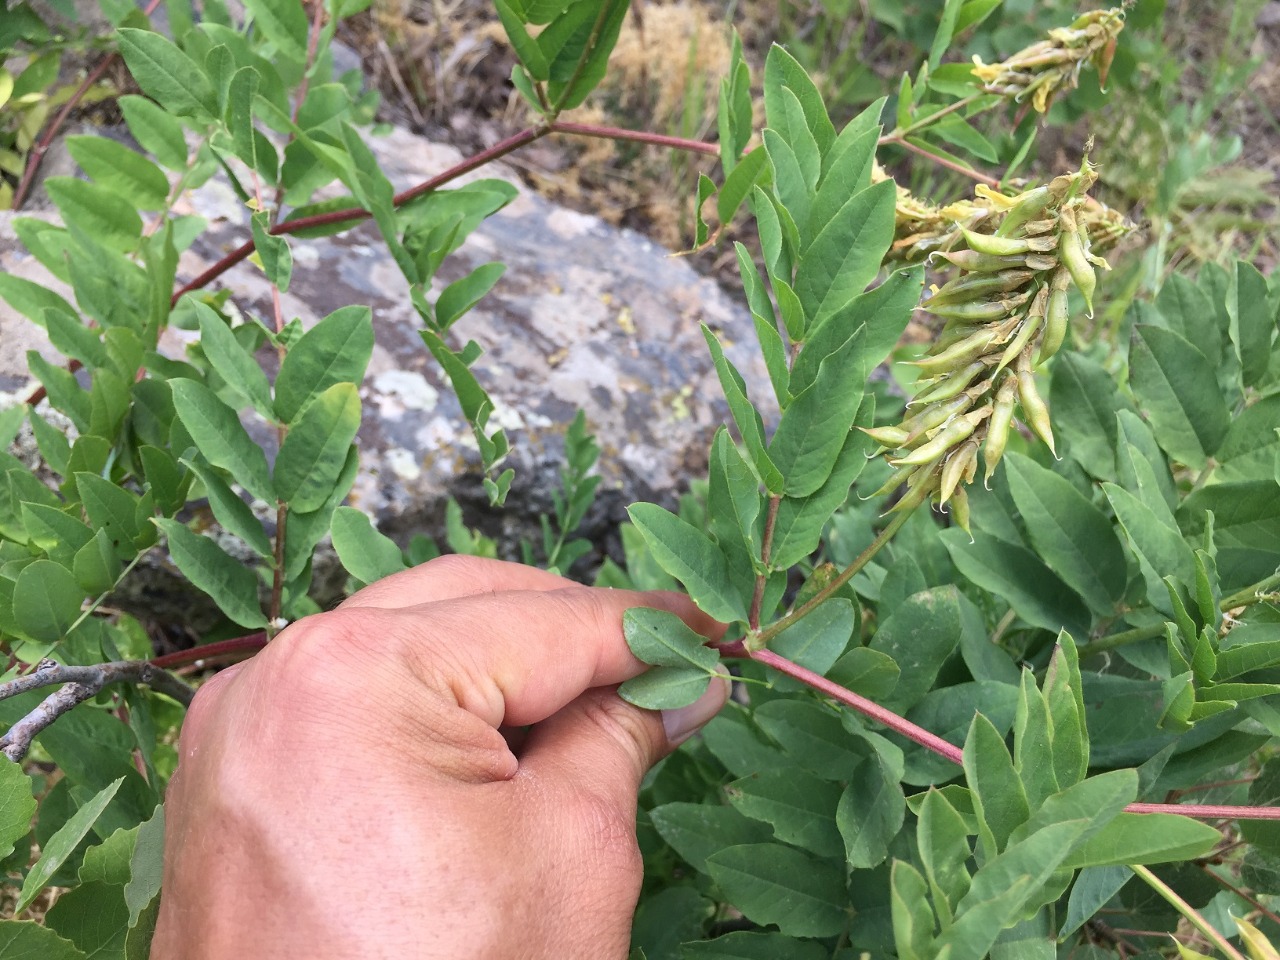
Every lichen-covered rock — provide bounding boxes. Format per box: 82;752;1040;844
1;125;769;575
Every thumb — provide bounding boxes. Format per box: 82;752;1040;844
516;672;730;799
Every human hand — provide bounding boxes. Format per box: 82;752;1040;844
151;555;729;960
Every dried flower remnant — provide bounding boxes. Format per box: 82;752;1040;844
865;157;1114;532
970;7;1126;115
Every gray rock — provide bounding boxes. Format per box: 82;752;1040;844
1;124;769;594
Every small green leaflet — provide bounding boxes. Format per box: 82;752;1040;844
618;607;720;710
154;519;268;629
331;506;407;584
16;778;123;915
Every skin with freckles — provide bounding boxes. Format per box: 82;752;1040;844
152;555;730;960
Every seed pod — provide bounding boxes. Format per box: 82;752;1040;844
860;425;912;448
931;250;1030;273
925;269;1036;306
993;284;1050;374
949;485;972;537
1037;270;1072;363
902;395;974;443
910;328;999;376
1058;206;1096;316
885;463;940;515
983;375;1018;481
961;227;1033;257
861;463;916;501
928;297;1015;323
891;416;977;467
995;186;1053;237
939;440;980;505
912;359;988;406
1018;368;1056;455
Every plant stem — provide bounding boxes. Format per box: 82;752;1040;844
885;93;983;141
549;121;720;156
749;496;781;630
1130;864;1247;960
879;135;1002;188
1199;865;1280;927
757;506;914;645
1078;571;1280;658
149;632;268;669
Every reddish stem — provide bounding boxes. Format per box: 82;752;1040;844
11;0;165;210
881;135;1001;188
548;121;719;157
149;633;267;670
719;642;1280;822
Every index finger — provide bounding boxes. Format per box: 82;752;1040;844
324;585;726;728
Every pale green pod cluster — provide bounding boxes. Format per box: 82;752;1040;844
864;160;1114;533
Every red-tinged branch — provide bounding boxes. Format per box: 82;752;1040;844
11;0;165;210
880;135;1002;188
149;632;268;669
719;642;1280;823
548;121;720;157
748;496;781;631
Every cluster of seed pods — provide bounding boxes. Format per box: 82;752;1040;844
863;161;1111;532
970;7;1126;114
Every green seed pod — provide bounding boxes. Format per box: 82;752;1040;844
910;328;999;376
931;250;1030;273
995;185;1053;237
891;416;977;467
961;227;1033;257
886;463;941;515
1017;368;1056;455
928;298;1015;322
925;269;1036;307
1058;206;1096;316
983;375;1018;482
902;395;974;443
861;463;916;501
939;439;980;505
993;284;1050;375
860;425;912;448
912;359;988;406
949;485;972;537
1037;270;1072;363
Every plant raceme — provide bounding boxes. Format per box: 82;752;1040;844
0;2;1279;958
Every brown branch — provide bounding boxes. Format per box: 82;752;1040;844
1198;864;1280;926
11;0;165;210
0;658;195;762
548;121;720;157
880;135;1002;188
149;632;268;669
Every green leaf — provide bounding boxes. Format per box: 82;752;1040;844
1061;813;1221;868
44;177;142;253
79;825;138;886
762;45;835;155
436;262;505;330
1216;395;1280;482
701;326;783;494
680;931;827;960
963;712;1029;858
1003;454;1126;616
726;768;842;855
118;94;189;169
170;378;275;503
794;179;896;324
0;275;77;327
717;146;767;226
622;606;719;670
617;667;712;710
917;788;973;919
868;586;966;711
65;135;169;211
709;428;763;562
495;0;550;81
273;383;361;512
0;921;86;959
838;751;906;868
1230;260;1273;387
242;0;309;60
76;473;149;558
1049;351;1125;481
117;29;217;119
891;860;937;960
931;116;998;163
770;598;855;677
769;330;866;496
650;802;773;875
0;761;35;861
16;778;123;914
941;528;1091;638
45;882;128;959
826;646;900;700
1115;410;1178;518
274;306;374;424
12;559;84;642
1128;324;1230;468
126;804;164;928
929;0;965;67
155;519;268;629
705;843;846;938
331;506;406;584
1060;865;1132;941
1156;272;1222;365
73;529;122;595
250;211;292;292
810;127;878;240
182;458;273;559
226;66;262;172
627;503;748;624
192;301;274;418
1103;483;1196;616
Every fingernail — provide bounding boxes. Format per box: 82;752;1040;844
661;668;730;746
